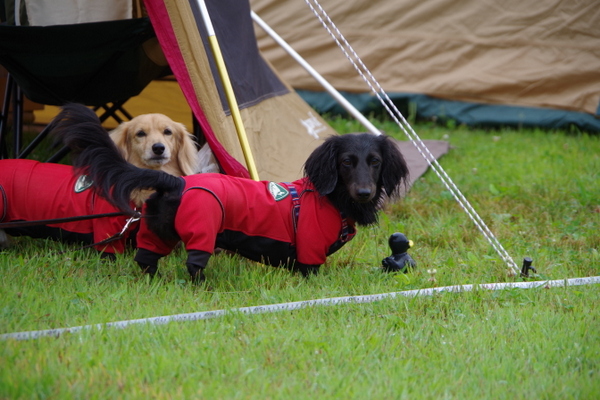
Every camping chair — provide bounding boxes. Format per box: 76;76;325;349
0;17;171;160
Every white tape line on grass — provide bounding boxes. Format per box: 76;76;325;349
3;276;599;341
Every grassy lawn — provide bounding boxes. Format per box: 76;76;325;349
1;117;598;399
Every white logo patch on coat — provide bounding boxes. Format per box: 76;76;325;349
74;175;94;193
268;182;289;201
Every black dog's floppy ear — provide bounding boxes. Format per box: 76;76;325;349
304;136;340;195
379;135;409;197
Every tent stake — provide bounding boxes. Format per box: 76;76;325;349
195;0;259;180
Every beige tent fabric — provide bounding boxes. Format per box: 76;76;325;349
32;0;447;186
396;140;449;196
162;0;337;182
251;0;600;115
239;96;334;180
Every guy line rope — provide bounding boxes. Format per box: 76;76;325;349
304;0;520;274
2;277;599;341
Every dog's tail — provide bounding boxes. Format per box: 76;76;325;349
51;103;181;214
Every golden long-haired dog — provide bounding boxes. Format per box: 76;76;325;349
109;112;220;205
109;113;199;177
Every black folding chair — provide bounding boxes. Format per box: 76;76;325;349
0;17;171;161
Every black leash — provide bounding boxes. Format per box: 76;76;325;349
1;211;142;254
67;213;142;252
0;212;130;229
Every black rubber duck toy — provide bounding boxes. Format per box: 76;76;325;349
382;232;417;273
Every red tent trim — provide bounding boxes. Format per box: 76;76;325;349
143;0;250;178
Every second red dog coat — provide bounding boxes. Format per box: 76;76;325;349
134;173;357;272
0;159;134;253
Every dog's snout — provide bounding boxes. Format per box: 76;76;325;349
152;143;165;155
356;188;372;201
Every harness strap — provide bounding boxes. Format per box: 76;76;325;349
340;212;351;243
283;182;351;244
284;183;301;234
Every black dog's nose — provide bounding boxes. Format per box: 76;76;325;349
152;143;165;155
356;188;372;201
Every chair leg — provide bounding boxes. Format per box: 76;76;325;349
95;100;132;124
6;98;135;161
12;84;24;157
0;75;24;159
46;145;70;163
45;101;134;163
19;124;51;159
0;75;13;159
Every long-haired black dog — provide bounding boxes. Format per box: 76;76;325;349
52;103;409;282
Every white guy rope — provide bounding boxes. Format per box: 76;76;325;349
303;0;520;273
2;276;598;341
251;11;382;136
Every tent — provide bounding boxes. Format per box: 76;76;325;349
250;0;600;132
32;0;448;183
31;0;448;181
143;0;449;183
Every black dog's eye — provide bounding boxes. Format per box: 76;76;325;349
341;158;352;167
164;128;173;136
370;158;381;167
136;130;146;138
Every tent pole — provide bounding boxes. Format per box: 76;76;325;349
196;0;259;180
251;11;381;137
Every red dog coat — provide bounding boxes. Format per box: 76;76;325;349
134;173;356;273
0;159;135;253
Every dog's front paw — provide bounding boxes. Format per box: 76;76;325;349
135;248;163;279
0;230;11;250
100;252;117;262
186;250;211;284
293;263;320;277
138;262;159;277
187;264;206;284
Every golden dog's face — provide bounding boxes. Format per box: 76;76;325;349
109;113;200;177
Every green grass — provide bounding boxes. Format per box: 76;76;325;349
1;118;599;399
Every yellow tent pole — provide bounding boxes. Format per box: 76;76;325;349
195;0;259;180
